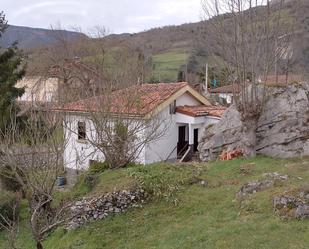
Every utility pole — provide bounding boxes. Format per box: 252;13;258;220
275;38;278;84
205;63;208;94
185;63;188;82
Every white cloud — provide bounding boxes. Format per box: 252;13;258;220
1;0;202;33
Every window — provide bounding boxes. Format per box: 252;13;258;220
169;100;176;114
78;121;86;140
45;92;53;102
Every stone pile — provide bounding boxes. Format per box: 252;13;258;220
67;189;147;230
199;83;309;161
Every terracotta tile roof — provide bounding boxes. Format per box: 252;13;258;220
56;82;189;116
209;74;305;94
263;74;304;85
49;59;98;78
176;105;226;118
209;84;240;94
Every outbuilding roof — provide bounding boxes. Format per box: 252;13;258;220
263;74;304;85
210;75;305;93
176;105;226;118
209;84;241;94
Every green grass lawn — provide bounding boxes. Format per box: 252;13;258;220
83;49;189;83
1;156;309;249
152;50;189;82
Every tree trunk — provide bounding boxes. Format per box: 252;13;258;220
36;241;43;249
241;117;258;157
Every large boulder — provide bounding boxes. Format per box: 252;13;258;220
199;83;309;161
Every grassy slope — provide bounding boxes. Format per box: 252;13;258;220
152;50;189;82
1;156;309;249
83;49;189;83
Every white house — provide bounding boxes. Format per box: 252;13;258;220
209;74;306;106
57;82;225;170
209;84;240;105
16;76;59;103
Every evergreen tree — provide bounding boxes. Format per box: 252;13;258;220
0;11;25;130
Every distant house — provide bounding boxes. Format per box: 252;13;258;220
49;58;99;102
16;76;59;103
56;82;225;170
209;74;305;105
16;59;99;107
210;84;240;105
261;74;305;86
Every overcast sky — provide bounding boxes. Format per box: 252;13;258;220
2;0;203;34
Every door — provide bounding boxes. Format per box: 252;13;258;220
193;128;199;152
177;126;188;157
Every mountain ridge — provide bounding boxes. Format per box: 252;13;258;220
0;25;87;49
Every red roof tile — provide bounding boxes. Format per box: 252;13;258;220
176;105;226;118
56;82;189;116
209;84;240;94
209;75;305;94
263;74;304;85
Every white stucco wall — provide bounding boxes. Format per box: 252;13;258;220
64;115;105;170
219;93;233;104
144;92;206;164
144;107;177;163
176;92;201;106
17;77;58;103
175;114;219;144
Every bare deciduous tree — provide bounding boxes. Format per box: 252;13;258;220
201;0;293;156
0;108;70;249
0;192;21;249
27;25;152;104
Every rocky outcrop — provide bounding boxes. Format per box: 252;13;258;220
262;172;289;181
273;191;309;220
236;180;274;199
236;172;289;199
67;189;147;230
199;83;309;161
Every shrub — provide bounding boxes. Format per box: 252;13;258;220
71;172;99;197
0;165;24;192
84;174;99;189
125;162;140;168
89;161;109;174
0;191;16;229
89;161;139;174
127;163;198;204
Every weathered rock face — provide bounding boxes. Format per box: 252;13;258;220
273;193;309;220
236;180;274;199
236;172;289;199
199;83;309;161
67;189;147;230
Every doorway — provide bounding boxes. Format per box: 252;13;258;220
177;125;188;157
193;128;199;152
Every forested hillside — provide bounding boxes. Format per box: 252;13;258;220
0;25;87;49
7;0;308;83
98;0;308;83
